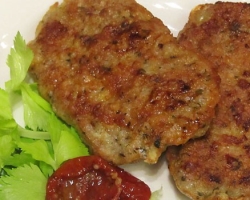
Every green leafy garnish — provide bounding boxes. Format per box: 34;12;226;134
150;187;162;200
0;89;13;120
0;32;89;199
0;135;15;168
5;32;33;92
0;164;47;200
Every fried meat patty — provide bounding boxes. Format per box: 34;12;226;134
28;0;219;165
167;2;250;199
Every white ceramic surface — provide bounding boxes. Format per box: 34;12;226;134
0;0;249;199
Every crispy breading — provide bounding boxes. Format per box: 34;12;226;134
167;2;250;199
28;0;219;165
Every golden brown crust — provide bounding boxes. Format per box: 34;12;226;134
28;0;219;165
167;2;250;199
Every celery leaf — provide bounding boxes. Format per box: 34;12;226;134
55;130;89;167
0;89;13;120
21;83;51;132
48;114;89;167
0;135;16;168
18;139;56;170
2;152;35;168
5;32;33;92
0;164;47;200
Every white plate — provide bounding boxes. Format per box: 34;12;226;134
0;0;249;199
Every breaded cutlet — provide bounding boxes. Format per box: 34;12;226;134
28;0;219;165
167;2;250;199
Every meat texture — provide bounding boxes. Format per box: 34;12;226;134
167;2;250;199
28;0;219;165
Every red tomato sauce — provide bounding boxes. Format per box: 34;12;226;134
46;155;151;200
